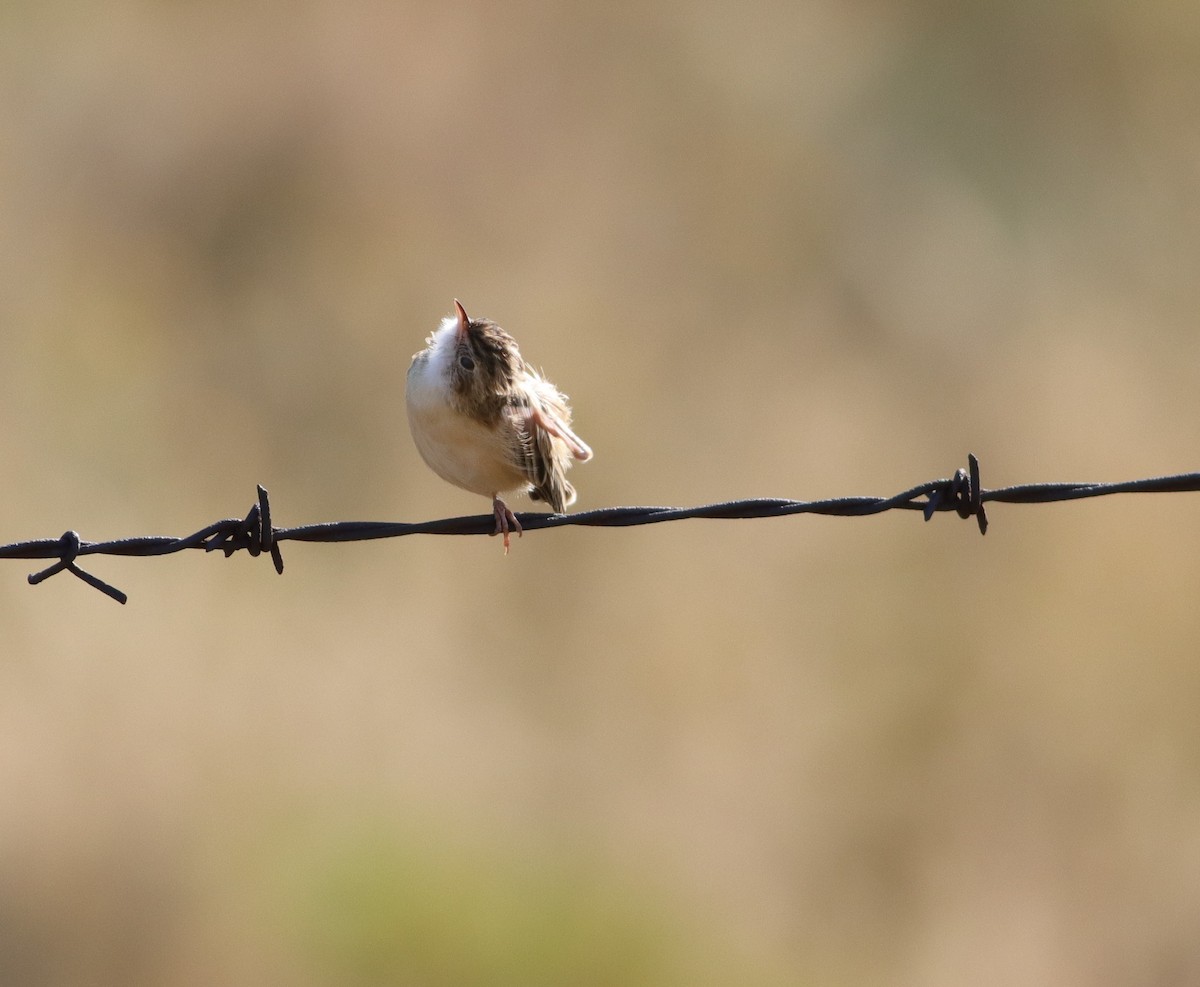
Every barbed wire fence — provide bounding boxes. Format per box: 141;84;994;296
3;455;1199;605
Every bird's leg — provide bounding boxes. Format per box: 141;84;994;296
492;495;522;553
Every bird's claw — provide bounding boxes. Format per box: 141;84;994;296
492;497;522;554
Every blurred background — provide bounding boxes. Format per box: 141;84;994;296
3;1;1200;983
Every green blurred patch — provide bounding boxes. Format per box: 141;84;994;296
271;819;735;987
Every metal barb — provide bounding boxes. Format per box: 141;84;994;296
968;453;988;535
256;485;283;573
27;530;128;605
921;456;988;535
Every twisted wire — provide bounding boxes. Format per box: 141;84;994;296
3;455;1197;604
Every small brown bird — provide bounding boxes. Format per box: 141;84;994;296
405;300;593;551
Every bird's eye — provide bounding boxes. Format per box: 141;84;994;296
458;354;475;371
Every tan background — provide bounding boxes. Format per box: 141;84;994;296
3;2;1200;984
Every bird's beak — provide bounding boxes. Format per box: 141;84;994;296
454;299;469;341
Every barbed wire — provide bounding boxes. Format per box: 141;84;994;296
2;455;1198;605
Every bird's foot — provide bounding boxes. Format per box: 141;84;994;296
492;496;522;554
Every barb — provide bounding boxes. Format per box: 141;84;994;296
2;455;1198;604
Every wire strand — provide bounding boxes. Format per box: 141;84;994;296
3;455;1198;604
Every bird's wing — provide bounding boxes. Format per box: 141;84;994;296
523;374;592;462
503;377;590;512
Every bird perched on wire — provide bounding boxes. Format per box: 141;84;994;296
406;300;593;551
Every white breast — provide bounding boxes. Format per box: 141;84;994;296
405;332;527;498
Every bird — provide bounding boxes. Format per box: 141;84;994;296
406;300;593;551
